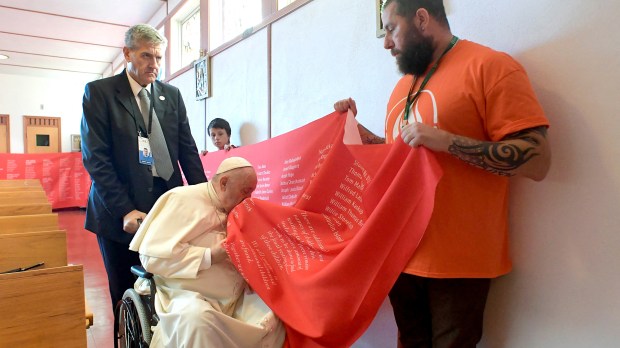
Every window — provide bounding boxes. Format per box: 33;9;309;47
157;27;167;79
180;8;201;68
36;134;50;147
278;0;298;10
169;0;200;73
209;0;262;50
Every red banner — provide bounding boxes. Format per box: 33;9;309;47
200;112;363;206
0;152;90;209
204;113;443;347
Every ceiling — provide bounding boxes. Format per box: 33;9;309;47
0;0;167;79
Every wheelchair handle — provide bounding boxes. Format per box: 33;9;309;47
131;265;153;280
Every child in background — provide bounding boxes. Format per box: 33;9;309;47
201;118;237;155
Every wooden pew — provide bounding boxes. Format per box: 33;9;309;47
0;178;43;188
0;229;95;327
0;215;94;330
0;202;52;216
0;179;45;193
0;190;49;205
0;197;49;205
0;213;59;234
0;189;94;332
0;230;68;272
0;265;87;347
0;185;45;192
0;179;44;193
0;190;47;202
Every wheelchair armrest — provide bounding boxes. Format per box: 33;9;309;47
131;265;154;280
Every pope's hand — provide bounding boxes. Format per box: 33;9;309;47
211;235;229;264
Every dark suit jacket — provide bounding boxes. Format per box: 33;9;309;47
81;70;207;244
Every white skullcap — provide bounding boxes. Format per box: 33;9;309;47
215;157;253;175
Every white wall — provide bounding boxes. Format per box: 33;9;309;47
0;71;98;153
205;28;270;151
271;0;400;137
446;0;620;346
2;0;619;346
168;69;207;151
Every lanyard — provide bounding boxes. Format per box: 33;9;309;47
147;84;155;135
403;35;459;124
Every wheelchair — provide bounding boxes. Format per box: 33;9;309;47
117;265;159;348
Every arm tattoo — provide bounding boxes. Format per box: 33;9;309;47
503;126;547;143
448;126;547;176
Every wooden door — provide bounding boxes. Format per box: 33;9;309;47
0;115;9;153
23;116;61;153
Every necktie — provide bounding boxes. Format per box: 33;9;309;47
138;88;174;181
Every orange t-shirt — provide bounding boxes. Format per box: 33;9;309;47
385;40;549;278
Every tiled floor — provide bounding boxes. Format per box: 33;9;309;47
59;209;114;348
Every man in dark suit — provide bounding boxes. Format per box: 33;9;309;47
80;23;207;345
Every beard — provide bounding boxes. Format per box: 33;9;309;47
395;28;435;76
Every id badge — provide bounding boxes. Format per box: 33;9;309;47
138;136;153;165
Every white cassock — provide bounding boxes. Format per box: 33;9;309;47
129;182;285;348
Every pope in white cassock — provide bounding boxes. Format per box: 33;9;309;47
129;157;286;347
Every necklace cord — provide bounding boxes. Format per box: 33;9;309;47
403;35;459;124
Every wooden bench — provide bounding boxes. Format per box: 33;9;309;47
0;190;47;197
0;230;68;272
0;178;43;188
0;213;59;234
0;228;95;330
0;186;46;192
0;191;49;205
0;202;52;216
85;301;94;329
0;192;94;332
0;197;50;206
0;265;87;347
0;179;44;193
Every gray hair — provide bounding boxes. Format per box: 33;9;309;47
124;24;168;50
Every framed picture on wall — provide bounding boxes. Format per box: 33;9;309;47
376;0;386;38
70;134;81;152
194;56;210;100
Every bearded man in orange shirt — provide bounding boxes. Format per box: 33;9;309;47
334;0;551;346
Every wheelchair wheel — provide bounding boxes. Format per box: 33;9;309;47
118;288;153;347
